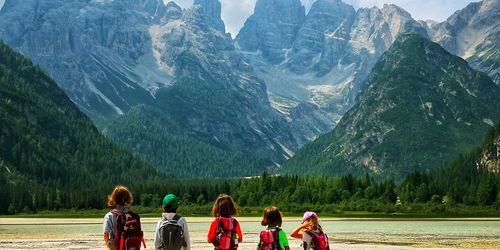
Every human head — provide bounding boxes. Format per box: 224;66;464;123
302;211;317;224
302;211;322;232
162;194;180;213
261;206;282;227
212;194;238;217
107;185;133;208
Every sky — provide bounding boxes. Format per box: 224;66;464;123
170;0;479;37
0;0;479;37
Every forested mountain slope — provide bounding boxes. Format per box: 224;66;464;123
0;41;169;213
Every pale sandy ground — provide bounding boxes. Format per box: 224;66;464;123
0;218;499;249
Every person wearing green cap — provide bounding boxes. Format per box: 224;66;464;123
154;194;190;250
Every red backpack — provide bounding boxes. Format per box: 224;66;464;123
258;228;280;250
112;209;146;250
306;231;329;250
214;217;238;250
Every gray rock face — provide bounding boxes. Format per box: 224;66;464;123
283;33;500;179
149;3;316;162
287;0;356;75
238;1;429;133
235;0;305;63
193;0;226;32
0;0;173;121
429;0;500;85
0;0;323;163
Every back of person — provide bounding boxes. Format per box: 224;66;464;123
258;206;290;250
158;214;185;250
258;227;281;250
303;230;329;250
113;209;144;250
103;185;145;250
291;211;329;250
207;194;243;250
155;193;190;250
214;216;238;249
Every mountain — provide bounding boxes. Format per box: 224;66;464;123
0;0;325;166
235;0;306;64
104;0;325;167
0;0;176;122
399;120;500;205
0;41;169;213
429;0;500;85
104;105;273;178
281;33;500;180
238;0;429;129
479;121;500;173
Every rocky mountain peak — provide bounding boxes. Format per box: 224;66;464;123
380;4;428;40
287;0;356;74
428;0;499;85
282;33;500;179
164;1;183;20
235;0;305;63
193;0;225;32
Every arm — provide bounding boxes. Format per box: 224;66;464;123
103;213;112;246
154;220;162;250
103;232;110;246
278;230;290;250
235;220;243;243
181;218;191;250
290;224;309;239
207;220;218;243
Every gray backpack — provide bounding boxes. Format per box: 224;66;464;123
159;214;186;250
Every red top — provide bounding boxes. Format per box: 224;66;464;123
207;217;243;243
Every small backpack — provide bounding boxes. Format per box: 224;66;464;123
258;228;280;250
214;217;238;250
306;231;330;250
112;209;146;250
159;214;186;250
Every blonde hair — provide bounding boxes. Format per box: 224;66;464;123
305;216;323;232
212;194;238;217
107;185;133;208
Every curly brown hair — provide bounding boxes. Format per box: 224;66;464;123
261;206;282;227
212;194;238;217
107;185;133;208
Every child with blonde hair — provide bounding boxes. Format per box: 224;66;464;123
291;211;329;250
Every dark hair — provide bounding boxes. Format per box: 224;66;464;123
107;185;133;208
163;206;178;213
261;206;282;227
212;194;238;217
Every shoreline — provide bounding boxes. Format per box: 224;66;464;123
1;217;500;225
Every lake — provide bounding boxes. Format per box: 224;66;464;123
0;217;499;249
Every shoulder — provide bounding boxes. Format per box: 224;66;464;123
104;210;115;220
178;216;188;224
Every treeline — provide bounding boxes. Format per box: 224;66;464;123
399;121;500;207
104;104;272;178
0;40;169;214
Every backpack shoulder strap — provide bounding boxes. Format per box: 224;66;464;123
172;214;181;221
111;209;122;216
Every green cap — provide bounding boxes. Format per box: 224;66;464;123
162;194;180;208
